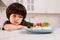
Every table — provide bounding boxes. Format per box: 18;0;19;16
0;28;60;40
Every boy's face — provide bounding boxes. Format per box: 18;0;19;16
9;14;23;25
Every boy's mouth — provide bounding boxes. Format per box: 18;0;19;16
14;22;18;23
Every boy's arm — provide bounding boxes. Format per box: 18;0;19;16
3;24;25;31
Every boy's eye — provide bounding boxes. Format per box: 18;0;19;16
13;15;16;17
12;14;23;18
19;16;23;18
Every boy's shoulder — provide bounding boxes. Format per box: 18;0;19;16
5;20;10;23
3;20;11;26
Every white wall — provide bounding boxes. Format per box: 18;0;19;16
55;0;60;13
1;0;60;13
2;0;14;6
0;9;7;27
26;14;60;27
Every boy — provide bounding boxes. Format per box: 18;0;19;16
2;3;33;31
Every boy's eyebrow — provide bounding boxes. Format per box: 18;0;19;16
13;14;23;17
17;14;23;17
19;15;23;17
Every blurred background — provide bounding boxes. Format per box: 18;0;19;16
0;0;60;27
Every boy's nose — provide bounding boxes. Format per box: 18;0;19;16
15;17;19;20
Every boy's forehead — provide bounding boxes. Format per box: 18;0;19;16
12;14;23;16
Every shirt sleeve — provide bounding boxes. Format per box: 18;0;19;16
22;21;33;26
3;20;11;26
3;20;33;27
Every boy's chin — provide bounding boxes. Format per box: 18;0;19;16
12;23;20;25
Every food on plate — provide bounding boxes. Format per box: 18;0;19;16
43;22;50;27
36;23;43;27
27;25;33;28
27;22;51;30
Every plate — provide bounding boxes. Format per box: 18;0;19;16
24;27;55;34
